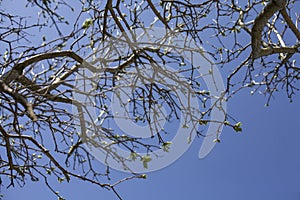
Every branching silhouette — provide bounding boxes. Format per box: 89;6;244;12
0;0;299;199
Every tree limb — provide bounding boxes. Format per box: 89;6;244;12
251;0;287;59
6;133;70;182
0;80;37;121
280;8;300;41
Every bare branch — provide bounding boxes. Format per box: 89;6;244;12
280;8;300;41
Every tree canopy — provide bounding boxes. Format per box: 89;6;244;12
0;0;299;199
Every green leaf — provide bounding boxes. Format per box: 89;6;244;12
141;155;152;169
233;122;242;132
82;18;93;29
58;177;64;183
162;141;172;152
129;152;138;161
224;121;230;126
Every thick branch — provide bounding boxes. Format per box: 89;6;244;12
280;9;300;41
2;51;84;85
259;45;299;57
0;80;37;121
251;0;287;59
14;51;83;72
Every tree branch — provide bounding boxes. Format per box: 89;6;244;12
280;8;300;41
6;133;70;182
259;45;299;57
146;0;170;29
0;125;15;187
251;0;287;59
0;80;37;121
2;51;83;85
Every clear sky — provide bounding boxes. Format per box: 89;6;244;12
4;75;300;200
2;1;300;200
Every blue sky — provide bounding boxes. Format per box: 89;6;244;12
4;84;300;200
2;1;300;200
